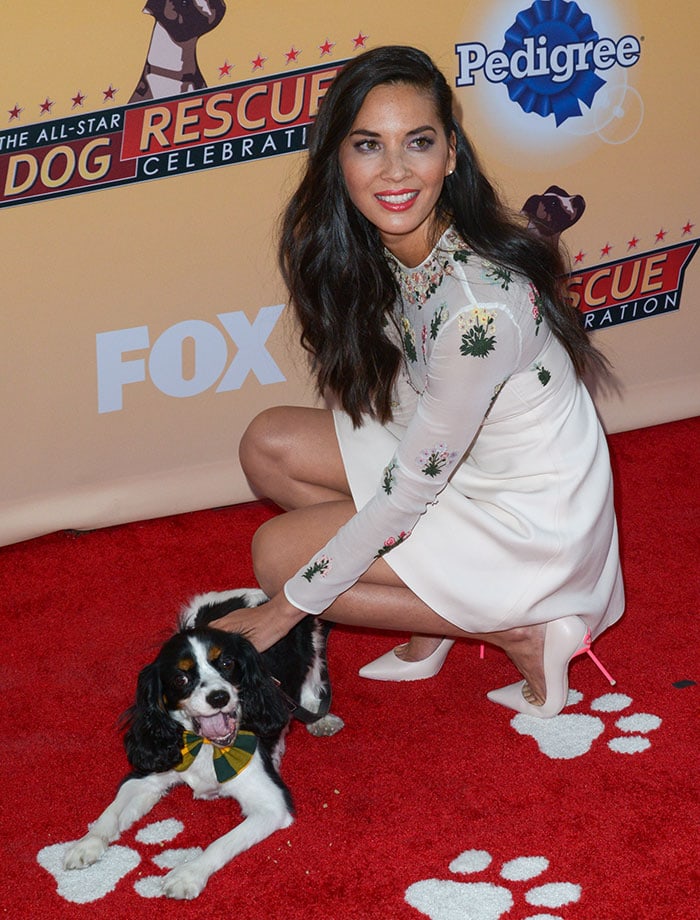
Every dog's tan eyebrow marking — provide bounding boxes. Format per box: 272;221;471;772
208;646;222;661
178;657;195;671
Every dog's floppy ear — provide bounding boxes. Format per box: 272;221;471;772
235;641;290;743
123;660;183;775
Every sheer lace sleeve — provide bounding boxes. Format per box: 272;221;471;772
284;301;523;614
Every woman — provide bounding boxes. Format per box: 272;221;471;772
212;46;624;718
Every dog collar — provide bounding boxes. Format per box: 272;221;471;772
176;729;257;783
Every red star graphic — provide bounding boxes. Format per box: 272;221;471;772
655;228;666;242
319;38;335;56
682;221;695;235
219;61;233;77
103;85;118;101
71;91;86;109
627;236;639;250
252;54;266;71
600;243;612;257
39;97;54;115
574;251;585;264
353;32;368;49
285;47;301;64
8;104;22;121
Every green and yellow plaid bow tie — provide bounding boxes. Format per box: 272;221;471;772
175;729;258;783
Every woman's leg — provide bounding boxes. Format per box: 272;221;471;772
239;406;548;698
239;406;352;510
240;405;446;662
250;498;548;702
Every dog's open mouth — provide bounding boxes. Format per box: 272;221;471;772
194;712;238;746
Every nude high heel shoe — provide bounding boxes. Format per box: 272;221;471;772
486;616;615;719
358;638;455;681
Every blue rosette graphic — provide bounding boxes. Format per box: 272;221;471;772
502;0;605;125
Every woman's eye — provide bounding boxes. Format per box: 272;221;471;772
355;139;379;152
411;136;435;149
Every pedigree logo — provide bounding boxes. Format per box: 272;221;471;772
568;240;699;330
455;0;641;125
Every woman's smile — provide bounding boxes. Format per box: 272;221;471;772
375;189;420;211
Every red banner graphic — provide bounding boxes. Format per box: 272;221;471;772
568;240;699;328
0;62;345;210
121;68;339;160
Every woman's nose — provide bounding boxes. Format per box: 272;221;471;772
381;148;410;181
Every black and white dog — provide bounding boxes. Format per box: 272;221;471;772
63;589;341;900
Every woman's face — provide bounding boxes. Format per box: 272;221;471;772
338;82;456;267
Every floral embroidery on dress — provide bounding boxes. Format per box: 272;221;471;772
374;531;410;558
533;362;551;386
382;461;397;495
458;308;497;358
492;380;506;402
416;443;459;478
529;284;544;335
302;555;332;581
430;303;448;340
386;228;471;308
483;262;513;290
401;316;418;362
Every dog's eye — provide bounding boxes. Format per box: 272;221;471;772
218;655;235;671
173;673;190;689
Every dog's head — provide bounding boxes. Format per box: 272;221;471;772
144;0;226;42
521;185;586;240
124;626;290;776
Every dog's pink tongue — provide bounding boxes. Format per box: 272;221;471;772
198;713;233;742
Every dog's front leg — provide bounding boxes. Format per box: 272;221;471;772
161;805;294;900
64;773;175;870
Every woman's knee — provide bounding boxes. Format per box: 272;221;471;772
250;515;287;595
239;407;290;484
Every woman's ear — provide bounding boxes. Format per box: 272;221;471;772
446;131;457;177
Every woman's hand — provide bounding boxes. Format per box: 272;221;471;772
210;592;308;652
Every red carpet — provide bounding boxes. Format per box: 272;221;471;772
3;417;698;919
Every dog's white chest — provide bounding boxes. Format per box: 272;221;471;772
180;747;230;800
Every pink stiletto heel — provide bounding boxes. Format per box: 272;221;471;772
486;616;615;719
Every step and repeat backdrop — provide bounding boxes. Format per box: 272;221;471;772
1;0;698;544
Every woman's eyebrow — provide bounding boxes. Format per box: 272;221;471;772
347;124;438;138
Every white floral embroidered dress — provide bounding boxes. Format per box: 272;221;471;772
284;228;624;638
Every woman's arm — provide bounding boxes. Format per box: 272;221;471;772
284;300;523;615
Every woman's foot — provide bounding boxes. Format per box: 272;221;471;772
395;635;445;662
486;617;588;718
359;635;454;681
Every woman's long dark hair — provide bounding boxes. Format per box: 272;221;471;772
280;45;607;426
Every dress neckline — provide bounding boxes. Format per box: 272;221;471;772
385;226;463;274
386;227;469;309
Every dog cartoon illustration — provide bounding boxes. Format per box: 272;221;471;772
130;0;227;103
521;185;586;246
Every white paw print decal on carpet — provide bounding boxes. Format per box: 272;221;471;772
406;849;580;920
37;819;202;903
510;690;662;760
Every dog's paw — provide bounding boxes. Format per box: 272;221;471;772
306;712;345;736
63;835;108;870
161;862;208;900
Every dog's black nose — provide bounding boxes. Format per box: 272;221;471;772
207;690;230;709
